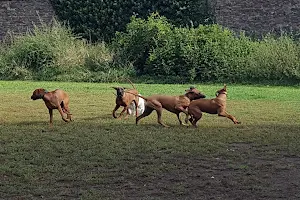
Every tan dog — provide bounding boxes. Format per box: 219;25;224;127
112;79;139;119
31;88;72;127
131;87;206;127
186;84;240;127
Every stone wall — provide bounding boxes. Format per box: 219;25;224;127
0;0;299;40
214;0;300;36
0;0;55;40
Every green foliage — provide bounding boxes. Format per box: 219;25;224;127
0;20;132;82
113;13;174;75
50;0;213;42
1;15;300;84
242;36;300;82
114;14;300;84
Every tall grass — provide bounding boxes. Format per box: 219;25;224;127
0;20;133;82
1;15;300;85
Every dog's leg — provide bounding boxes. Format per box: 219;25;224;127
62;101;72;121
156;108;170;128
176;113;183;125
124;108;130;119
189;109;202;127
112;105;120;118
56;101;70;122
134;100;138;118
192;112;202;127
174;105;189;125
118;106;128;119
58;107;70;122
136;106;153;125
184;110;190;124
48;109;53;127
218;109;240;124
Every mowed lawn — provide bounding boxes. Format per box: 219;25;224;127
1;81;300;199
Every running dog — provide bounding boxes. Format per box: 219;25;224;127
112;79;139;119
31;88;72;127
128;87;206;127
186;84;241;127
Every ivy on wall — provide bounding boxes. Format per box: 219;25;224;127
50;0;214;42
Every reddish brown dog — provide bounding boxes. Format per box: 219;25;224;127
31;88;72;127
186;84;240;127
112;79;139;119
133;87;206;127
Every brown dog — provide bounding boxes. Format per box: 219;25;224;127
31;88;72;127
186;84;240;127
112;79;139;119
132;87;206;127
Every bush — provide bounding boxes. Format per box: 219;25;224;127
243;35;300;82
0;20;133;82
114;14;300;84
50;0;214;42
113;13;174;75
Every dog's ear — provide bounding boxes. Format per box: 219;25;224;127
112;87;118;90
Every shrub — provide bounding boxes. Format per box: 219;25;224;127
113;13;174;75
242;35;300;82
0;20;132;82
50;0;214;42
114;14;300;84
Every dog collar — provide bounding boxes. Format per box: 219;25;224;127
216;92;227;97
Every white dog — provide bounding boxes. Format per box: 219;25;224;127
128;95;145;116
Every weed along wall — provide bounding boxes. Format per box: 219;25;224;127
214;0;300;36
0;0;55;40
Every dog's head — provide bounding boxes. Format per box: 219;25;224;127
215;84;227;97
31;88;48;100
185;86;206;100
112;87;125;98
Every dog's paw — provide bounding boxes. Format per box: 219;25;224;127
181;122;189;126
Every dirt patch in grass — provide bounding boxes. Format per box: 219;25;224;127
94;143;300;200
11;143;296;200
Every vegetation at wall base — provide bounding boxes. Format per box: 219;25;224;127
113;14;300;84
50;0;214;42
0;14;300;85
0;20;133;83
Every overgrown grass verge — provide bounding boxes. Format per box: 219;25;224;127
1;81;300;199
1;16;300;85
0;20;133;82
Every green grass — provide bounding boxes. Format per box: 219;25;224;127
1;81;300;199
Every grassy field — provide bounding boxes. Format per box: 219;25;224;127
1;81;300;199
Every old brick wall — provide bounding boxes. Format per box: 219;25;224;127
214;0;300;36
0;0;55;40
0;0;299;40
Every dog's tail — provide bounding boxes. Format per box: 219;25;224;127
126;78;136;89
125;91;148;101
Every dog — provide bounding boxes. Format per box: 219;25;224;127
128;95;145;117
112;79;139;119
128;87;206;127
186;84;241;127
31;88;72;127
